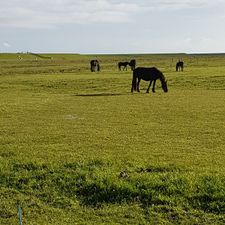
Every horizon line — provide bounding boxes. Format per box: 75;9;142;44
1;51;225;55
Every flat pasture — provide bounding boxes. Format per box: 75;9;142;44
0;53;225;224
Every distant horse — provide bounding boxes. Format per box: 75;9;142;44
118;61;129;71
90;60;100;72
176;61;184;72
131;67;168;93
129;59;136;71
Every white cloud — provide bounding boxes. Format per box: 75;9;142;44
0;0;141;28
140;0;225;11
1;0;225;53
0;0;224;28
3;42;11;48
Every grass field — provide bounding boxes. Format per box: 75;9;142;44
0;53;225;224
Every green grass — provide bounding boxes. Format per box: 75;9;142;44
0;53;225;224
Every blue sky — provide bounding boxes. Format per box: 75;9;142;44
1;0;225;54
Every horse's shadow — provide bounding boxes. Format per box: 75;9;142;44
75;93;124;97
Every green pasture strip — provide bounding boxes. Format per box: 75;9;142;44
1;53;225;224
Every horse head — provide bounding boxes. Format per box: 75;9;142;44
162;80;168;92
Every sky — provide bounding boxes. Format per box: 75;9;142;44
1;0;225;54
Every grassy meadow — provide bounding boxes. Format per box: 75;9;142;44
0;53;225;224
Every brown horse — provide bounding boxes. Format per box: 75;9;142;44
90;60;100;72
176;61;184;72
129;59;136;71
131;67;168;93
118;61;129;71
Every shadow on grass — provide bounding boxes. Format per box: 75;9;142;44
75;93;124;97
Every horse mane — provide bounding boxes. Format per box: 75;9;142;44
150;67;165;82
159;71;165;82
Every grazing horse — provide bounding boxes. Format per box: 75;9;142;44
90;60;100;72
118;61;129;71
176;61;184;72
129;59;136;71
131;67;168;93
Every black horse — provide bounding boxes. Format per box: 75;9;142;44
90;60;100;72
176;61;184;72
118;61;129;71
129;59;136;71
131;67;168;93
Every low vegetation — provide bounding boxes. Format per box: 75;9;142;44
0;53;225;224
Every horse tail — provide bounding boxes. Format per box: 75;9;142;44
131;70;137;92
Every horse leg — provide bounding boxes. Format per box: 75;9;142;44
152;80;156;93
146;80;153;93
137;78;141;92
131;79;135;93
131;85;133;93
